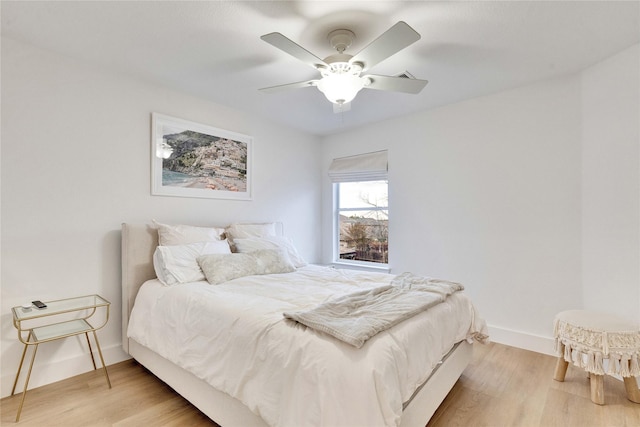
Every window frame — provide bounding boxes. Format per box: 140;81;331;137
332;180;389;270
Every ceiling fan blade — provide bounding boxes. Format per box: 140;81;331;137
350;21;420;71
261;32;328;70
363;74;428;94
259;79;318;94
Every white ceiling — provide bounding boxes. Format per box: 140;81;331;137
2;1;639;136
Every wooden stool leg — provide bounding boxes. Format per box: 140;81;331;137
554;343;569;382
623;376;640;404
590;374;605;405
554;357;569;381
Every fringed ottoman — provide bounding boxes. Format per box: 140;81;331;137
553;310;640;405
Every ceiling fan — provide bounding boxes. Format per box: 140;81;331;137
259;21;428;110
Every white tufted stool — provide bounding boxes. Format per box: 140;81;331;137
553;310;640;405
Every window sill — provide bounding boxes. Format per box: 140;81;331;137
331;261;391;274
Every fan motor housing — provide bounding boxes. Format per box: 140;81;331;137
320;57;363;77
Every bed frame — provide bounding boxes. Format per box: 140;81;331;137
121;223;472;427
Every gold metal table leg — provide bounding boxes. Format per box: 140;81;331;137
85;332;97;370
92;331;111;388
15;343;39;422
11;331;32;396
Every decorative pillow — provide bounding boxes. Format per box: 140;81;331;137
225;222;277;241
153;240;231;286
197;249;295;285
233;236;307;268
153;220;225;246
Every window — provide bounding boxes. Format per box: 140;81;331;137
336;180;388;265
328;150;388;267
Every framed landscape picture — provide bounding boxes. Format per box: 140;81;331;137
151;113;252;200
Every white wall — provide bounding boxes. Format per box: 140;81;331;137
321;44;640;354
0;38;322;396
581;44;640;322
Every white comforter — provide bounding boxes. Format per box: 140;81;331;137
127;265;486;427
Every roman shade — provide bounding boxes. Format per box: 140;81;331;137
328;150;388;183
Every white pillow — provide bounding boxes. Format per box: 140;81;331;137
225;223;276;240
153;220;225;246
233;236;307;268
153;240;231;286
197;249;295;285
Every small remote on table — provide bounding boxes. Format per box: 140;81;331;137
32;300;47;309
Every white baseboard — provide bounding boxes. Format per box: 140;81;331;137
487;324;557;356
0;343;129;398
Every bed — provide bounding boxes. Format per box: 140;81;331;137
121;222;487;427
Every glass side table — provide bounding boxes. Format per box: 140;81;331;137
10;295;112;422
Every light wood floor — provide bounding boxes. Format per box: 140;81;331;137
2;342;638;426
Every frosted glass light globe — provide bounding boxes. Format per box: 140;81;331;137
317;73;366;105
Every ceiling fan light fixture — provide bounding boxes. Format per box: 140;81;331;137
316;73;366;105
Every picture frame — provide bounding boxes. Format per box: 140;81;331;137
151;113;252;200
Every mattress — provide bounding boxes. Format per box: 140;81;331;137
127;265;486;427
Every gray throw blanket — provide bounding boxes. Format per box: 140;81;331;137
283;272;464;348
